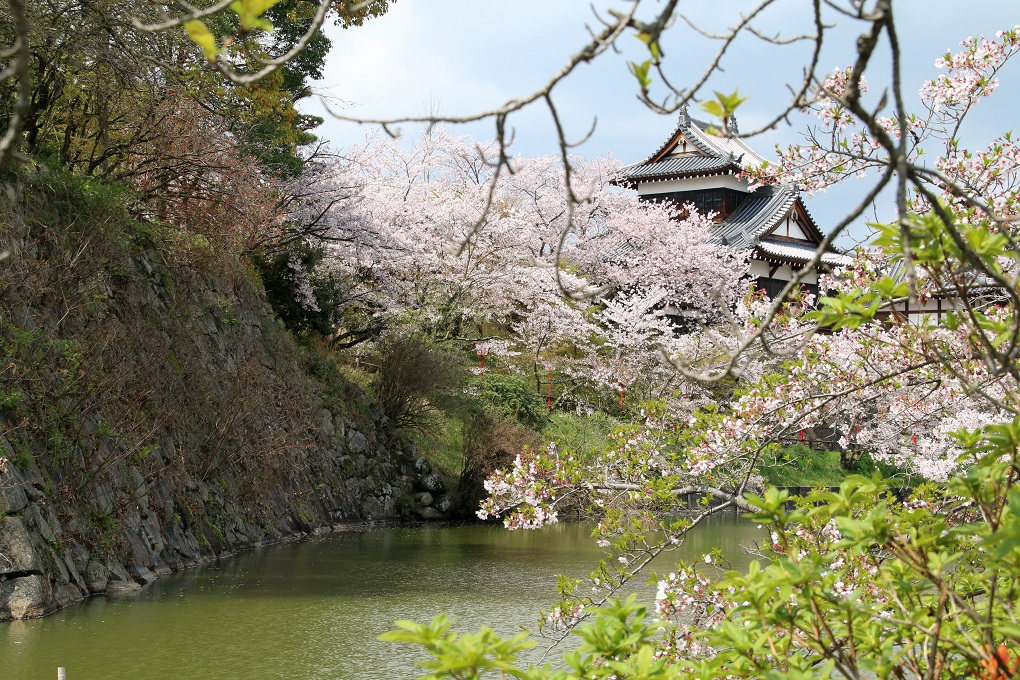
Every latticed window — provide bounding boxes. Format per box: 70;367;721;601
642;189;746;221
755;276;820;301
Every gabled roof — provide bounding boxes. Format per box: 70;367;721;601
619;106;768;183
623;107;852;269
710;185;798;250
706;185;851;266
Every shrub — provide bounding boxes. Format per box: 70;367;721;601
474;373;548;430
759;443;904;487
371;335;464;434
457;409;541;518
544;410;619;459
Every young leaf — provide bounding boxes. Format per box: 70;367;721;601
634;32;662;61
229;0;282;33
184;20;219;61
700;90;749;123
628;60;653;94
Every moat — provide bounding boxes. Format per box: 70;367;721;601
3;518;760;679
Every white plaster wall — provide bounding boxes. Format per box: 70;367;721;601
636;175;748;194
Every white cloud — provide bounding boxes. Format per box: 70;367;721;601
304;0;1020;244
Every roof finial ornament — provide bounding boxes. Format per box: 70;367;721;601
678;101;690;127
727;114;739;135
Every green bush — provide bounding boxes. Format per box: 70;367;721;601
256;243;336;336
474;373;548;430
372;335;464;434
759;443;903;487
544;410;619;458
255;242;382;342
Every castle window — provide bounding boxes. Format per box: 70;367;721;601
642;188;746;221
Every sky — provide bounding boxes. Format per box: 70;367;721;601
303;0;1019;247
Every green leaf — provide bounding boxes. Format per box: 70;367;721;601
983;488;1020;559
184;20;219;61
628;60;653;93
229;0;282;32
634;32;661;61
700;90;749;123
700;100;724;119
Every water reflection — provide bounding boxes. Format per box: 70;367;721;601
2;516;762;679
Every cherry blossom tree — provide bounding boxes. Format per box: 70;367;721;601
7;0;1017;674
292;127;747;410
385;25;1020;679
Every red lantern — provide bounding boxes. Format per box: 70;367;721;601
474;342;489;373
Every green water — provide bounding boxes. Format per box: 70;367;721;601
3;517;762;679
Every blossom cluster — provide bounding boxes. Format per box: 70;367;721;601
920;28;1020;109
477;445;573;529
743;29;1020;197
545;602;585;630
653;564;730;661
285;128;747;407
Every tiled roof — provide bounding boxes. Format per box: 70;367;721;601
685;120;768;169
755;238;853;266
620;155;735;180
709;185;798;250
702;186;850;265
625;107;849;268
622;106;768;182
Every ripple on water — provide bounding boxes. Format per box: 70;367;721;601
2;517;762;679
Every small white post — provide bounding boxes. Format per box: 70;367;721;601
57;668;66;680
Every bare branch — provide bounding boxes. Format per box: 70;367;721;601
0;0;31;164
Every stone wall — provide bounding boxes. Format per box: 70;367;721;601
0;178;428;620
0;420;419;620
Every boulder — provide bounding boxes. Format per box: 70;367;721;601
128;563;158;585
413;456;431;475
421;472;445;494
0;574;51;619
0;516;39;574
0;456;29;514
26;503;56;544
414;506;443;520
434;493;454;514
105;560;141;594
85;561;109;594
348;430;369;454
53;582;83;610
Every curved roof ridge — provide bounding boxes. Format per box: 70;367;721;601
635;105;721;165
674;115;719;157
710;185;797;250
637;112;690;165
684;119;769;169
788;192;841;252
632;106;770;172
750;188;798;242
756;238;854;266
